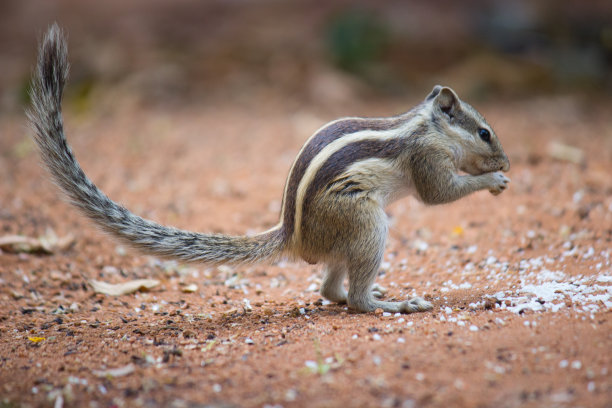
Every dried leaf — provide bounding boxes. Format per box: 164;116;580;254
89;279;160;296
181;283;198;293
451;226;464;236
92;363;135;378
0;231;75;254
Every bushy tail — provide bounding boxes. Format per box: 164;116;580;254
27;23;286;264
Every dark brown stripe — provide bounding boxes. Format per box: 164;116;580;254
281;117;406;237
431;102;481;135
453;106;481;134
300;137;406;225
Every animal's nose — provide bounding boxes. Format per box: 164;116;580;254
500;159;510;172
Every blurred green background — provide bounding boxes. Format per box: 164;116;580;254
1;0;610;113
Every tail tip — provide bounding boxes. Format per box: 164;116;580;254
35;22;69;101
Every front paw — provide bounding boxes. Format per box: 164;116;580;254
486;172;510;195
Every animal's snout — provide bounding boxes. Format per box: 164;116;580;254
500;156;510;172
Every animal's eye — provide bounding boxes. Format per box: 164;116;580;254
478;128;491;143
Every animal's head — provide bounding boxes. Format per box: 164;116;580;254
426;85;510;175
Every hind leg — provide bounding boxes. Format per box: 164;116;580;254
320;262;390;304
320;262;348;304
344;211;432;314
348;250;433;313
347;250;432;313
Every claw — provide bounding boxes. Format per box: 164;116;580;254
372;284;388;294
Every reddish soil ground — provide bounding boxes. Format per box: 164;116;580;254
1;72;611;407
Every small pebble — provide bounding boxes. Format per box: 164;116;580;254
285;389;298;402
181;284;198;293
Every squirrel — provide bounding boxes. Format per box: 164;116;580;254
28;24;510;314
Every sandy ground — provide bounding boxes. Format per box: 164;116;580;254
0;90;611;407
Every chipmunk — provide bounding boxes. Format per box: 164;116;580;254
28;24;510;314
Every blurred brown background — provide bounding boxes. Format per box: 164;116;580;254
1;0;611;114
1;4;612;408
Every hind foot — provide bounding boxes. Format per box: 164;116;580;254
349;295;433;314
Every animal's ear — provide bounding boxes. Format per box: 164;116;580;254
425;85;443;101
434;87;459;116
